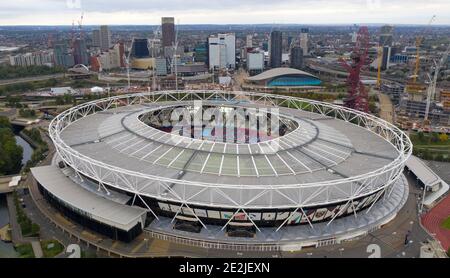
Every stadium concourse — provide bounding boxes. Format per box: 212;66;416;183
31;90;413;251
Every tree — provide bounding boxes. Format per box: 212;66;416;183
0;127;23;175
0;116;11;129
439;133;449;142
417;131;425;143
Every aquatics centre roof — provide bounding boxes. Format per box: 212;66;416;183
246;68;319;82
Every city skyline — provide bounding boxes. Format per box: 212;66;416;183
0;0;449;26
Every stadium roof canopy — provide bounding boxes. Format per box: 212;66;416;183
31;165;147;231
246;67;319;82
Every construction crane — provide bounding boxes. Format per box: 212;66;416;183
412;15;436;83
376;46;383;88
424;44;450;123
77;12;84;40
124;38;134;90
71;20;76;48
171;19;180;91
148;25;161;91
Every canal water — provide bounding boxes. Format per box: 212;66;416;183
0;131;33;258
15;135;33;167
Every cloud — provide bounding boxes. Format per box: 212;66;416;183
0;0;448;25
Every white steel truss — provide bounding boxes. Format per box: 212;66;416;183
49;90;412;231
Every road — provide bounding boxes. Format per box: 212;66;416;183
0;74;65;86
378;92;395;124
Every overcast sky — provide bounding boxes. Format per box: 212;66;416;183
0;0;449;25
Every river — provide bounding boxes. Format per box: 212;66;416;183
0;133;33;258
15;135;33;167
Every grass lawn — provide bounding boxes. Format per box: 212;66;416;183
441;216;450;230
15;243;35;258
81;250;98;258
41;239;65;258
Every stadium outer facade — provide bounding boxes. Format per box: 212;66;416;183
33;90;412;250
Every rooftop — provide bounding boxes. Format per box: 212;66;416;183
246;67;319;82
31;165;147;231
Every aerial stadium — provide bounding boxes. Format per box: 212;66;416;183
32;90;412;249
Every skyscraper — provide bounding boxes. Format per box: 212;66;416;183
246;34;253;48
269;31;282;68
73;38;89;66
194;42;208;63
379;25;394;47
100;25;111;51
131;38;150;58
290;46;304;70
54;42;75;68
162;17;175;48
300;28;309;56
208;33;236;70
92;30;101;47
381;46;392;70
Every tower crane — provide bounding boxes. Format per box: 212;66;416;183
412;15;436;83
148;25;161;91
424;44;450;123
77;12;84;40
124;38;134;90
170;19;180;91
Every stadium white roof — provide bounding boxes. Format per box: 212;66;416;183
31;165;147;231
406;156;441;186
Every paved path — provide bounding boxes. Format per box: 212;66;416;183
0;74;65;86
31;241;43;258
378;92;394;124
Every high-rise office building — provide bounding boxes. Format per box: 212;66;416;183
92;30;101;47
100;25;111;51
380;25;394;47
131;38;150;58
269;31;282;68
246;35;253;48
208;33;236;70
194;42;208;63
73;38;89;66
300;28;309;56
246;51;264;75
290;46;304;70
381;46;392;70
162;17;176;48
54;43;75;68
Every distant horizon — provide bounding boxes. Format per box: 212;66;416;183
1;23;449;27
0;1;448;26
